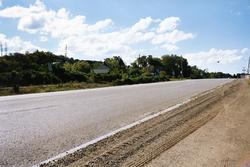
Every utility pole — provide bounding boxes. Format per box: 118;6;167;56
247;56;250;74
4;42;8;56
65;44;68;57
138;54;141;67
0;42;2;56
180;56;184;78
242;67;246;74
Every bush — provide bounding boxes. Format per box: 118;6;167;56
90;73;121;83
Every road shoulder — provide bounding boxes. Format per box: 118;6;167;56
146;80;250;167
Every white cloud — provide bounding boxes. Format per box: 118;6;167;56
56;8;69;18
88;19;113;32
130;17;154;33
152;29;194;44
40;36;48;42
241;48;248;54
0;33;45;53
183;48;250;73
157;17;180;33
160;43;179;51
18;14;46;33
184;48;247;67
0;0;195;63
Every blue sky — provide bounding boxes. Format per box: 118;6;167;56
0;0;249;74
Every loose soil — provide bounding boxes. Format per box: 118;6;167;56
146;79;250;167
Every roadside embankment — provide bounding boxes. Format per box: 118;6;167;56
147;79;250;167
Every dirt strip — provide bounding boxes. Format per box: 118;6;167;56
40;80;239;167
146;79;250;167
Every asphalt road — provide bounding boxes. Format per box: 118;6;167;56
0;79;232;167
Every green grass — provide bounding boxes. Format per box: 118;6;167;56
169;77;187;81
0;78;189;96
0;82;112;96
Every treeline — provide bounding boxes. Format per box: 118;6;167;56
0;51;233;89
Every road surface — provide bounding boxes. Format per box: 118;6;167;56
0;79;231;167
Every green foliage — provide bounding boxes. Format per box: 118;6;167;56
159;71;169;80
104;56;126;75
11;71;21;93
0;51;233;91
161;55;189;78
90;73;121;83
190;66;205;79
208;72;231;78
63;61;91;73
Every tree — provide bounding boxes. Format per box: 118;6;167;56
190;66;204;79
63;61;91;73
0;50;233;89
11;71;21;93
72;61;91;73
161;55;189;78
137;55;148;68
147;56;163;74
104;56;126;74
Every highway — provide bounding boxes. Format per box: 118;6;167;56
0;79;232;167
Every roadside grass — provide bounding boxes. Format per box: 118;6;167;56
169;77;187;81
0;82;112;96
0;78;189;96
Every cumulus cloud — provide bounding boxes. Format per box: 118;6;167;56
0;33;44;53
241;48;248;54
157;17;180;33
0;0;195;62
130;17;154;33
152;30;194;44
184;48;248;68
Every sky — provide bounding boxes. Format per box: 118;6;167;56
0;0;249;74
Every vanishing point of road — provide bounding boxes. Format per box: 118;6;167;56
0;79;232;167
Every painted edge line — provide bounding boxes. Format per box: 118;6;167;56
33;99;196;167
33;82;228;167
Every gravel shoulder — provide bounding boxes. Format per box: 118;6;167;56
40;80;239;167
146;79;250;167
